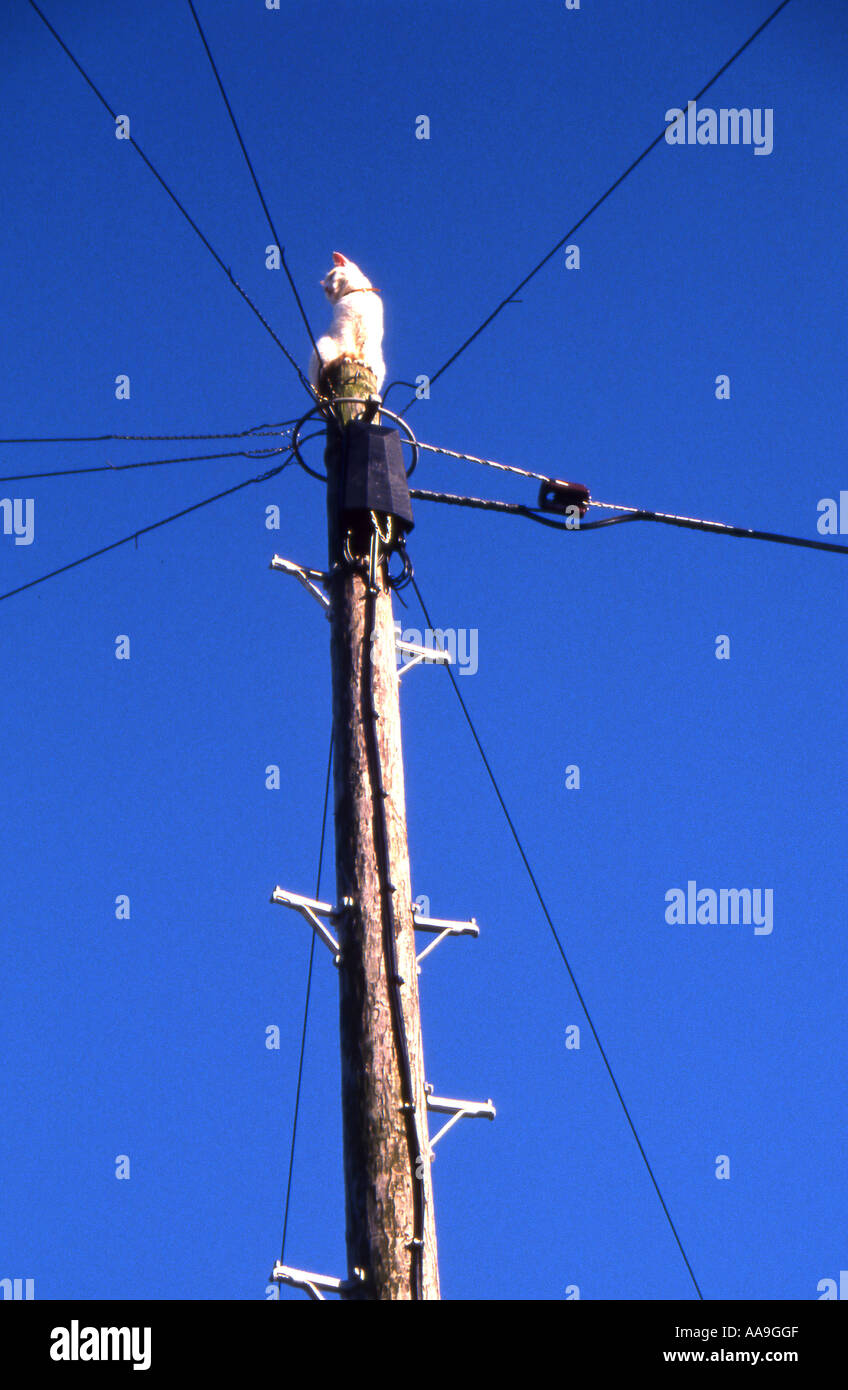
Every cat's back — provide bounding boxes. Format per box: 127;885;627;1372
332;290;382;331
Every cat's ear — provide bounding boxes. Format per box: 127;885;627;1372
332;252;347;266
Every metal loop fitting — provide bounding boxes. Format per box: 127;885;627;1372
292;398;419;482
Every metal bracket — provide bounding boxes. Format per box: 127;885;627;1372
396;637;453;678
270;887;346;962
413;912;479;965
270;554;329;612
270;556;453;683
270;1262;357;1301
425;1089;496;1151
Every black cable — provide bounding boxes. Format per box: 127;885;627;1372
186;0;322;367
409;486;848;556
0;445;289;484
362;576;426;1300
28;1;316;401
591;507;848;555
0;453;295;604
410;487;575;531
0;423;298;445
378;381;417;408
410;573;704;1301
280;729;334;1266
399;0;793;413
0;430;326;485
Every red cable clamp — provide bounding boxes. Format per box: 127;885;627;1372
538;478;591;518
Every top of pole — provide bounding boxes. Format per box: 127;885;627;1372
321;360;379;428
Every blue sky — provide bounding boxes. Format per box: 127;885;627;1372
2;0;847;1301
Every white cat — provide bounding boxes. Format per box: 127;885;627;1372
309;252;385;394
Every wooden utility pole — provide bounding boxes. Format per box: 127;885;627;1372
323;360;440;1300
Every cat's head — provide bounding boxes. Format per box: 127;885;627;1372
320;251;373;302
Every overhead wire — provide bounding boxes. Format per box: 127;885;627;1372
0;422;298;445
397;0;794;414
291;425;848;558
279;729;334;1267
0;449;298;604
186;0;322;366
0;429;325;487
27;0;316;402
409;572;704;1300
417;439;546;483
293;417;848;554
579;503;848;555
410;486;574;530
409;484;848;557
0;445;291;484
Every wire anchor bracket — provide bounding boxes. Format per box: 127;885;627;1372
396;635;452;678
424;1087;496;1151
270;886;348;962
270;1262;360;1301
269;554;330;612
413;911;479;965
270;556;449;677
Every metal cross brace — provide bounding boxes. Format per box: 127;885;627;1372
269;554;452;680
396;637;452;677
270;1262;357;1301
425;1090;496;1151
270;554;329;611
270;886;341;960
413;912;480;964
